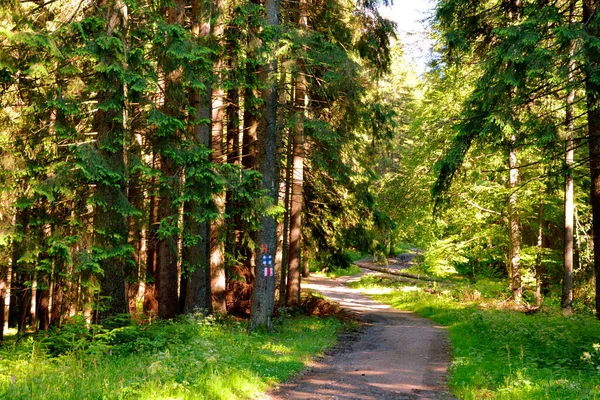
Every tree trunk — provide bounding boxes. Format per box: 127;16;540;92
17;271;29;333
286;64;307;307
584;0;600;319
157;0;185;320
94;0;129;317
249;0;280;331
181;0;212;315
144;166;160;316
535;190;545;308
302;246;310;278
210;0;227;314
278;133;293;307
240;4;261;291
562;0;577;314
0;279;5;344
50;270;63;327
508;135;522;303
225;83;241;265
3;253;11;334
157;125;181;320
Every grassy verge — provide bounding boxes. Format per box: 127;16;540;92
351;275;600;399
0;313;342;399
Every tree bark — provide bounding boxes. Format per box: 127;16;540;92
286;62;307;307
144;166;160;316
157;0;185;320
508;135;522;303
302;245;310;278
182;0;212;315
210;0;227;314
535;189;545;308
241;43;260;285
94;0;129;317
584;0;600;319
562;2;576;313
278;133;293;307
249;0;280;331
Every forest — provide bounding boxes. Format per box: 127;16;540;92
0;0;397;333
3;0;600;397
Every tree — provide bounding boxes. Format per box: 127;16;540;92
92;0;131;317
249;0;280;332
285;0;308;307
583;0;600;319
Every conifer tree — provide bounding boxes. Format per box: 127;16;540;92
249;0;280;332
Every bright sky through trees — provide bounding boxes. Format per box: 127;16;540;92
379;0;434;74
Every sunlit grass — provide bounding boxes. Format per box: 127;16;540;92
351;275;600;399
0;315;342;399
322;264;362;278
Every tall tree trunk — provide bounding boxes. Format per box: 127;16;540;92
182;0;212;315
278;133;293;307
302;246;310;278
210;1;227;313
508;135;522;303
17;271;29;333
584;0;600;319
562;0;577;314
94;0;129;317
144;166;160;316
0;279;5;344
29;273;37;331
3;243;11;334
50;268;63;327
38;224;50;330
562;146;574;309
157;0;185;319
241;10;261;287
126;167;143;315
249;0;280;331
12;206;28;333
535;188;545;308
225;76;241;267
286;63;307;307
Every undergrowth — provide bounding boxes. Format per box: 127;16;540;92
351;275;600;399
0;312;342;399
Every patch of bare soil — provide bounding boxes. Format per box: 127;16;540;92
262;265;454;400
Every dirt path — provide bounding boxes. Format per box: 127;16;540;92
264;267;453;400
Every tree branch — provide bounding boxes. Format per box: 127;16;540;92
451;192;502;216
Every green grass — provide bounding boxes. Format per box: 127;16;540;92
0;314;342;399
322;264;362;278
351;275;600;399
393;241;416;255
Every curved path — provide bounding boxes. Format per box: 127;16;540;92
264;272;454;400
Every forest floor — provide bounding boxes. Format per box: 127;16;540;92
263;256;455;400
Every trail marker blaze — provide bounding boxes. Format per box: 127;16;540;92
262;254;274;277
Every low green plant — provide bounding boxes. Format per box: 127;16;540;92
310;250;364;277
352;276;600;399
0;314;343;399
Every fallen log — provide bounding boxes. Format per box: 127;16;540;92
354;259;444;283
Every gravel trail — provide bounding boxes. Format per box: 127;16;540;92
264;268;454;400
